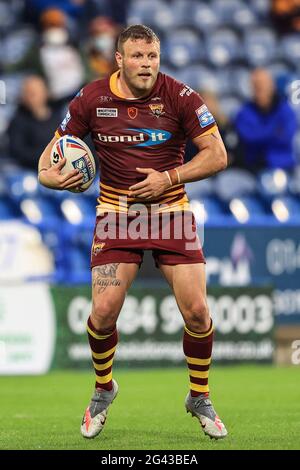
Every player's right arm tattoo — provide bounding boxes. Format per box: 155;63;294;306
92;263;121;294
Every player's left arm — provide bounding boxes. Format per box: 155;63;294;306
176;126;227;184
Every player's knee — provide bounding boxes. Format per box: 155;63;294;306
92;299;119;330
184;300;210;332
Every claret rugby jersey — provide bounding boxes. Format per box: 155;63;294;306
56;71;217;213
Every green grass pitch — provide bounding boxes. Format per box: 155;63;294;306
0;365;299;450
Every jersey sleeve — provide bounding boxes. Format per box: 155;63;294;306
177;85;217;140
55;88;90;139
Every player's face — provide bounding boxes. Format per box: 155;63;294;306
117;39;160;95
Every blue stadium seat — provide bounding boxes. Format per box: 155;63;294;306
59;195;95;225
163;30;203;67
19;196;61;226
224;66;252;100
215;168;257;202
288;166;300;195
127;0;170;28
211;0;244;23
280;35;300;69
1;27;37;68
219;94;243;120
177;65;219;92
270;195;300;223
251;0;271;19
185;179;215;199
230;4;257;31
205;29;240;67
228;195;269;223
190;195;229;225
5;171;39;202
190;2;220;32
0;72;26;104
258;168;289;201
244;28;278;66
0;196;20;219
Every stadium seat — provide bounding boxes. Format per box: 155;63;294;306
59;195;95;225
163;30;203;67
19;196;61;226
0;196;20;219
280;35;300;69
288;166;300;195
0;72;26;104
215;168;257;202
224;66;252;100
127;0;169;28
258;168;289;201
1;27;37;68
244;28;278;66
228;195;269;223
177;65;219;93
4;171;39;202
230;4;257;31
251;0;271;19
219;94;243;120
205;29;240;67
189;2;220;32
185;179;215;199
211;0;244;23
190;195;229;225
270;195;300;223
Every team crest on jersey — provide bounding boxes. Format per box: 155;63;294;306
128;107;138;119
149;104;165;118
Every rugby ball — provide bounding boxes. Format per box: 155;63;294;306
50;135;96;193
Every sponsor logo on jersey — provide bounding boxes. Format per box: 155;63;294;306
96;108;118;117
149;103;165;118
195;106;215;128
60;111;71;131
97;128;172;147
128;107;138;119
180;86;194;97
99;95;113;102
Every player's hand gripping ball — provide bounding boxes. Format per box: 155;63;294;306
51;135;96;192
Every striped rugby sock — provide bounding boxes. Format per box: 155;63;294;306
87;316;118;391
183;319;214;397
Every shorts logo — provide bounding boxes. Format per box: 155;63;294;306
195;106;215;128
149;103;165;118
96;108;118;117
128;107;138;119
92;242;106;255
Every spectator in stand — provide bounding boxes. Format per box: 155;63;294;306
234;68;297;171
8;76;62;170
185;90;243;167
16;8;86;108
83;16;120;80
271;0;300;34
